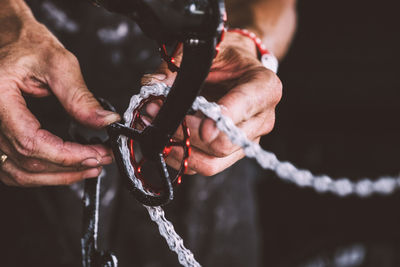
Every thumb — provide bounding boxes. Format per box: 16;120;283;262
47;52;120;128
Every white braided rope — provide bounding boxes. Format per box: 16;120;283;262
120;82;399;267
191;94;400;197
119;83;171;195
119;83;200;267
145;206;201;267
126;83;400;198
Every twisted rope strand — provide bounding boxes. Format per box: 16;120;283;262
120;83;399;267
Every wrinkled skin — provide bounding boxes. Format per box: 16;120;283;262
0;6;120;186
142;32;282;176
0;0;284;186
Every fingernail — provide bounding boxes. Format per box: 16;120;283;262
146;102;161;117
100;155;113;165
83;167;102;178
96;109;121;125
81;158;100;167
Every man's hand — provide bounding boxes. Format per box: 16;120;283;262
142;32;282;176
0;0;120;186
142;0;297;177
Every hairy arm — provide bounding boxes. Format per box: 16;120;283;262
227;0;297;59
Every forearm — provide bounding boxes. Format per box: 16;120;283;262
226;0;297;60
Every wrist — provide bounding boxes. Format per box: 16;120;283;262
223;31;258;58
226;28;279;73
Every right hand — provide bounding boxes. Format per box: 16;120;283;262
0;4;120;187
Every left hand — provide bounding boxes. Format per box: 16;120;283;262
142;31;282;176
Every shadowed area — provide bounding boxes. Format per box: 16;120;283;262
259;0;400;266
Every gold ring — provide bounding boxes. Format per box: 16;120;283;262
0;153;8;165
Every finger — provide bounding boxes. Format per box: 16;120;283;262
0;90;112;167
20;75;52;98
200;111;274;157
174;109;274;158
168;144;245;177
1;158;102;186
47;51;120;128
194;69;281;152
215;68;280;128
165;155;197;175
0;132;112;173
165;138;257;177
0;132;69;173
0;171;18;186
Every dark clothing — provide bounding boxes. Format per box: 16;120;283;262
2;0;400;267
0;1;261;266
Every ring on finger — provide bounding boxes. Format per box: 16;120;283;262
0;152;8;166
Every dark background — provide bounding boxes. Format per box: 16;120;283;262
1;0;399;266
259;0;400;266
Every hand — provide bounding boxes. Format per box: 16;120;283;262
142;31;282;176
0;7;120;186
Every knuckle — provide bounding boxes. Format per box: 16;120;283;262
254;68;283;107
263;121;275;135
12;172;28;187
50;48;79;69
267;73;283;104
262;116;276;135
71;89;94;104
273;78;283;103
58;157;69;167
210;138;235;158
68;88;95;115
13;135;36;157
63;50;79;65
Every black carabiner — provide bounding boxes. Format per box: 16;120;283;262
91;0;226;207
